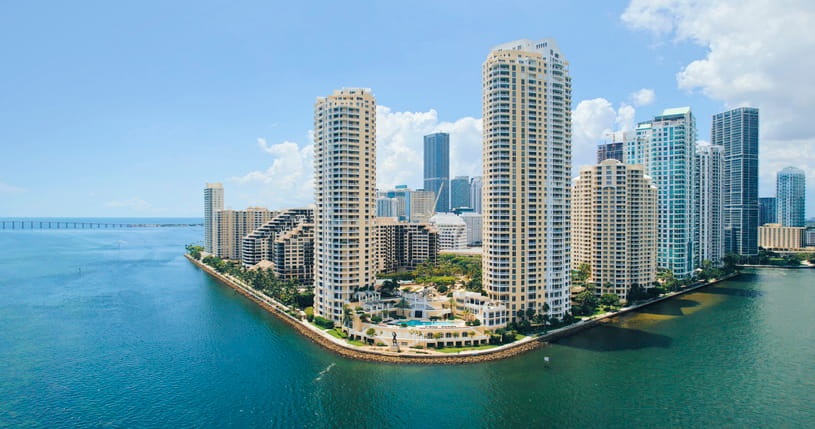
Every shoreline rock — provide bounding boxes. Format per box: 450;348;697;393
185;254;739;365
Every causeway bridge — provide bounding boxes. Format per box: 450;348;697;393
1;221;202;230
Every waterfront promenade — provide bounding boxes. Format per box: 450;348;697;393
187;254;739;364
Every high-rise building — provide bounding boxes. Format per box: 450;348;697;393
776;167;806;227
424;132;450;214
482;39;572;320
596;131;630;163
313;88;377;323
241;208;314;284
204;183;224;254
375;218;438;273
627;107;696;278
460;211;483;246
410;190;436;223
759;197;777;225
214;207;274;260
470;176;483;213
376;194;400;218
572;160;657;299
380;186;410;221
694;144;725;265
450;176;471;210
713;107;759;256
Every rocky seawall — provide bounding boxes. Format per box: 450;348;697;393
186;255;738;364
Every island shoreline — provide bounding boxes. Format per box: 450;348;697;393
185;254;739;364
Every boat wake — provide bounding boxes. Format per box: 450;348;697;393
314;363;335;382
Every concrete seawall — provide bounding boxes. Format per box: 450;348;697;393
186;254;737;364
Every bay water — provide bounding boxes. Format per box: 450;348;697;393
1;222;813;427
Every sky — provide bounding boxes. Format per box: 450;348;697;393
2;0;814;218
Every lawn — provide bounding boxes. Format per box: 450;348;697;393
436;344;499;353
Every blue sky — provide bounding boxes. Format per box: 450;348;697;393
2;1;813;217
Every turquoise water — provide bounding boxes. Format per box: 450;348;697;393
391;319;461;327
1;223;814;427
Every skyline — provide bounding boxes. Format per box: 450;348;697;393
2;1;814;217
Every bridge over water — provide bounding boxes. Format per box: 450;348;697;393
1;221;202;230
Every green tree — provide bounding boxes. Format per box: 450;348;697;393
572;288;598;316
379;279;399;297
572;263;591;285
600;293;620;309
342;305;354;329
185;244;203;260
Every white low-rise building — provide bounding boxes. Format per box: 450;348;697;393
429;213;468;250
453;291;508;328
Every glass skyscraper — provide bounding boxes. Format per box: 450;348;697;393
713;107;759;256
469;176;482;213
423;133;450;214
596;142;623;163
759;197;777;226
776;167;806;227
450;176;471;210
627;107;696;279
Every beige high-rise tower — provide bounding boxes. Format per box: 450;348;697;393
313;88;377;323
204;183;224;254
482;39;572;321
572;160;658;299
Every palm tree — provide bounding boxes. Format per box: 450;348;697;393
342;305;354;329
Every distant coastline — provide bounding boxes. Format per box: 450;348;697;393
186;254;740;364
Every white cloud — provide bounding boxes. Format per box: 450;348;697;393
622;0;815;212
375;106;481;191
105;197;153;211
230;139;315;209
630;88;656;106
572;98;639;172
231;107;483;211
0;181;25;194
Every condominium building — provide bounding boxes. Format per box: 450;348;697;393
204;183;224;254
776;167;806;227
714;107;759;256
759;224;804;251
460;211;483;246
469;176;483;213
572;160;657;299
410;190;436;224
214;207;274;260
759;197;777;226
424;132;450;214
450;176;471;210
375;218;439;273
694;144;725;264
241;208;314;284
482;39;572;320
627;107;697;278
429;213;468;250
379;186;410;221
313;88;377;323
375;196;400;218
